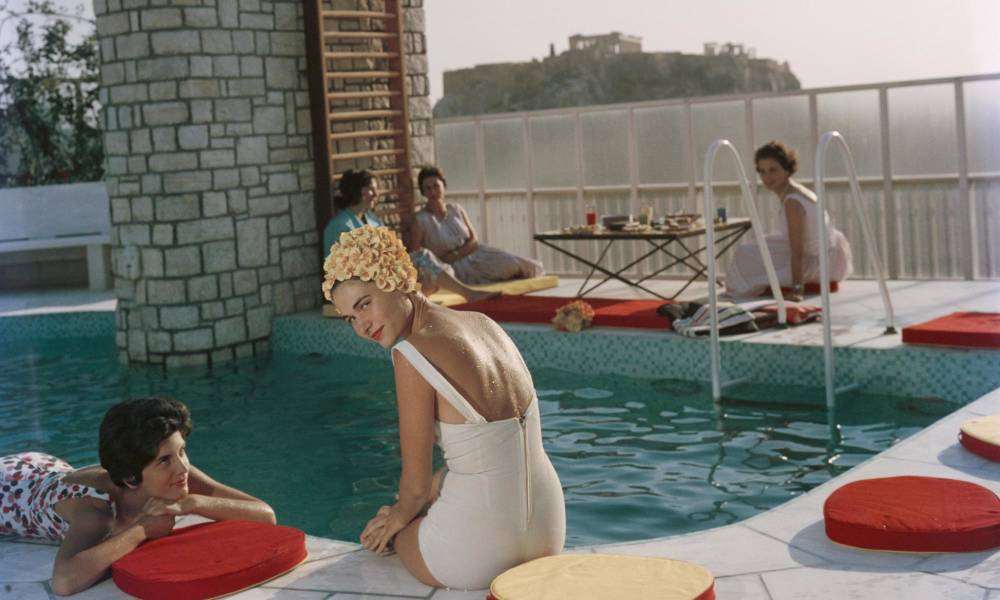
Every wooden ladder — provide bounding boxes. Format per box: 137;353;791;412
306;0;415;246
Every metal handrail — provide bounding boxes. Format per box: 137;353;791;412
815;131;898;409
703;140;786;401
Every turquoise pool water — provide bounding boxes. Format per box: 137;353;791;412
0;335;953;546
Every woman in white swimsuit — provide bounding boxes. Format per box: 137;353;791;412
325;226;565;590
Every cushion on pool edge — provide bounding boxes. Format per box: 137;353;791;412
823;476;1000;553
901;311;1000;348
488;554;715;600
960;415;1000;462
112;520;307;600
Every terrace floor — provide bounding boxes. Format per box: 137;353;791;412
1;278;998;599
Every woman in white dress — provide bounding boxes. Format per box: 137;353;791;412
324;226;565;590
412;167;544;285
726;141;853;301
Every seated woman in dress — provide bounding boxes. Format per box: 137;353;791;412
324;169;496;302
0;398;275;596
726;140;853;302
413;167;545;284
324;226;565;590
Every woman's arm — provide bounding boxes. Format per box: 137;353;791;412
360;350;436;554
409;217;426;253
444;205;481;263
51;504;173;596
784;197;807;300
151;465;276;525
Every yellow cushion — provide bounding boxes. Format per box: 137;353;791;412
322;275;560;317
961;414;1000;443
429;275;560;307
490;554;714;600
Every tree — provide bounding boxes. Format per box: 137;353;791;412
0;0;102;187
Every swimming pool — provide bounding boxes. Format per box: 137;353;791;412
0;332;952;547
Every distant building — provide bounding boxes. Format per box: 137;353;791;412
568;32;642;57
705;41;756;58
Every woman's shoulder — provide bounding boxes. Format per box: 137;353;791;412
62;466;116;494
784;180;817;204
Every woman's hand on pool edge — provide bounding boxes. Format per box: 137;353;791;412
360;505;406;555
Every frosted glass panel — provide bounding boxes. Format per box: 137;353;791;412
434;122;478;191
483;119;527;190
817;90;882;178
635;105;688;184
692;101;747;183
889;85;957;176
581;110;629;186
964;80;1000;175
529;115;576;188
752;95;813;177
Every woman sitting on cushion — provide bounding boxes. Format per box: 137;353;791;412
0;398;275;596
413;166;545;284
725;140;853;302
325;226;565;590
323;169;496;302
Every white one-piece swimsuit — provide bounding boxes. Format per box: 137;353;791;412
392;340;566;590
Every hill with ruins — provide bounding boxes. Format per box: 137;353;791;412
433;34;801;118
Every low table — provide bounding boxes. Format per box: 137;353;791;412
533;218;751;300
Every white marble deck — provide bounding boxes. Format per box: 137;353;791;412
1;279;998;599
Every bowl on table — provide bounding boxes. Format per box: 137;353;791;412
602;215;632;231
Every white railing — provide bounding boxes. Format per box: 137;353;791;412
815;131;898;408
434;72;1000;281
702;140;786;401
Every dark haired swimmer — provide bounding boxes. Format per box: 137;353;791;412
0;397;274;596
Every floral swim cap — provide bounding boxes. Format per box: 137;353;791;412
322;225;419;301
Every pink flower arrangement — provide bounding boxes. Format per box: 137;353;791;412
552;299;596;332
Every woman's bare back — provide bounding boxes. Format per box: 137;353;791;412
406;299;535;423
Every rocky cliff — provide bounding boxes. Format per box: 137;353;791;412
434;51;801;118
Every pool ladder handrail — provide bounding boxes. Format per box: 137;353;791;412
703;139;787;402
815;131;897;409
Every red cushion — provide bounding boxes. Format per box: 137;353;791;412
960;415;1000;462
454;296;671;330
824;476;1000;552
113;520;307;600
902;312;1000;349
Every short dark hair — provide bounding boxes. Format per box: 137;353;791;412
754;140;798;175
333;169;375;211
99;398;193;488
417;166;447;196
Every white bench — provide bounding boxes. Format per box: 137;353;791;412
0;182;112;290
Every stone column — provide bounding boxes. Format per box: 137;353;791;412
95;0;320;367
402;0;434;170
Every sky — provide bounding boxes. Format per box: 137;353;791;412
425;0;1000;106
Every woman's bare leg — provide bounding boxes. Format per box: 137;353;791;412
436;272;499;303
394;517;444;588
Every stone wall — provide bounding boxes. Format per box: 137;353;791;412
401;0;434;173
95;0;319;367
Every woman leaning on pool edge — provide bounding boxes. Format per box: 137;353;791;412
325;226;565;590
0;398;274;596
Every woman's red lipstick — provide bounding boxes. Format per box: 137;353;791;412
371;326;384;341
